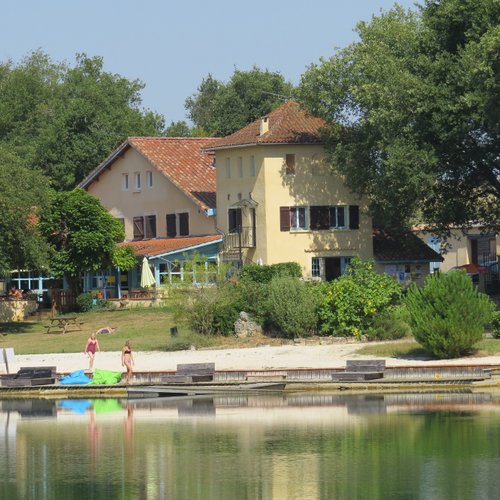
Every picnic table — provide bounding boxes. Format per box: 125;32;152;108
44;316;84;334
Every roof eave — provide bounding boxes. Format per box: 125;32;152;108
79;140;130;189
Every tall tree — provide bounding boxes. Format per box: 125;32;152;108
39;189;135;294
298;0;500;236
186;67;294;136
0;51;165;190
0;145;52;276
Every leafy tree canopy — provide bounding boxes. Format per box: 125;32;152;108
185;67;295;136
298;0;500;236
0;144;52;276
39;189;135;293
0;51;165;190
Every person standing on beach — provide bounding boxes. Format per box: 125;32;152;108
121;340;134;383
84;333;100;371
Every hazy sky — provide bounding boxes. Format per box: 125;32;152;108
2;0;420;124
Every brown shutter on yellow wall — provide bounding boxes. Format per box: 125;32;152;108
179;213;189;236
310;206;329;230
145;215;157;239
280;207;290;232
133;217;144;240
166;214;176;237
349;206;360;230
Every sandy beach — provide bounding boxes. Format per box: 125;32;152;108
10;343;500;374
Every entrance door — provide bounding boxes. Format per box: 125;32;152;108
324;257;342;281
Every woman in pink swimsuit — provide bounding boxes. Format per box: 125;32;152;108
84;333;100;371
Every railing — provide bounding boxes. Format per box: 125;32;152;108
224;226;256;251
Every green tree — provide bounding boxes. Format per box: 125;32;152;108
165;120;193;137
298;0;500;235
405;270;494;358
39;189;135;294
185;67;294;136
0;145;52;275
0;51;165;190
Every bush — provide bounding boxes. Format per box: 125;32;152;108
317;258;402;337
405;271;495;358
239;262;302;284
366;305;412;341
76;292;94;312
264;276;318;338
491;311;500;339
183;286;240;336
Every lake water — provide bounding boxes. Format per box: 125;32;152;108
1;391;500;500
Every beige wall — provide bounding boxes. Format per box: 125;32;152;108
415;228;499;273
86;148;216;240
215;145;373;278
373;262;431;287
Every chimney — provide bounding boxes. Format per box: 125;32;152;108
259;116;269;136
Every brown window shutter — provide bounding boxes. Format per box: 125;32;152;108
145;215;156;239
280;207;290;232
179;212;189;236
133;217;144;240
310;206;329;230
349;206;360;230
166;214;176;237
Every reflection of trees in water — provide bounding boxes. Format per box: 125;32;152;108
2;394;500;499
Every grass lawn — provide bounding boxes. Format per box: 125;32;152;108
0;307;286;355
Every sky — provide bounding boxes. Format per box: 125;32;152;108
2;0;419;125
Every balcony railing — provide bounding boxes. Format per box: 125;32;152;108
224;226;256;251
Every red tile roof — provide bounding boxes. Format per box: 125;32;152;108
119;235;223;257
81;137;222;211
206;101;326;150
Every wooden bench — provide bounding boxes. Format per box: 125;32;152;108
333;360;386;381
159;362;215;384
2;366;57;387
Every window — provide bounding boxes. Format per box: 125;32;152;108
228;208;242;233
311;258;321;278
329;206;347;229
225;158;231;179
250;156;256;177
166;213;176;237
133;216;144;240
178;212;189;236
115;218;125;241
238;157;243;178
146;171;153;188
285;154;296;175
144;215;156;239
282;205;359;231
122;174;129;191
134;172;141;191
290;207;308;230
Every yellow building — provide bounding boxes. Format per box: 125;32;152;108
208;101;374;280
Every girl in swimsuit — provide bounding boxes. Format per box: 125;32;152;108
121;340;134;384
84;333;100;371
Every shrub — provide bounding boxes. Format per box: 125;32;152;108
76;292;94;312
264;276;318;338
239;262;302;284
491;311;500;339
405;271;495;358
183;286;240;336
317;258;402;337
366;305;412;341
